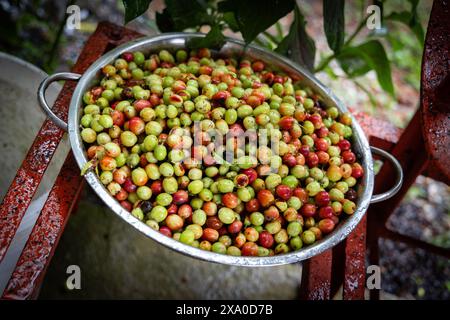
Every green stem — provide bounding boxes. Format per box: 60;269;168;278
275;22;284;39
253;37;267;47
344;15;369;46
255;35;274;50
46;0;75;71
354;79;377;110
262;31;280;45
314;15;369;73
315;55;335;73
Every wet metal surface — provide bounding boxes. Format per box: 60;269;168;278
343;217;367;300
299;249;332;300
352;110;403;145
421;0;450;186
2;154;83;300
0;115;64;262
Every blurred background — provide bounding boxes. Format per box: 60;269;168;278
0;0;448;299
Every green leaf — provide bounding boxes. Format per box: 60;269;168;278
323;0;345;53
275;6;316;72
219;0;295;44
223;12;239;32
354;80;378;110
159;0;213;31
386;11;410;25
408;0;420;12
410;23;424;46
155;8;174;32
275;22;284;39
385;0;424;46
323;64;338;80
254;34;276;51
337;51;371;78
187;24;226;49
386;11;424;46
337;40;395;97
217;0;234;12
122;0;153;24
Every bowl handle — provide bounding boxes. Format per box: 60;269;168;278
370;146;404;203
37;72;81;131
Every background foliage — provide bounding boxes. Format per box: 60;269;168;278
122;0;425;102
0;0;427;108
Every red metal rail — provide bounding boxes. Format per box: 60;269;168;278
342;216;367;300
1;22;142;300
2;154;83;299
421;0;450;186
0;85;68;262
299;249;332;300
0;22;141;262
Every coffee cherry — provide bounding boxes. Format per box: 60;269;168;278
301;203;316;218
318;218;335;234
276;185;292;200
222;192;240;209
241;242;259;256
315;191;330;207
259;230;274;248
257;189;275;207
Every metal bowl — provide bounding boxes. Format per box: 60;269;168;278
38;33;403;266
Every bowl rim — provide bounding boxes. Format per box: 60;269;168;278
68;32;374;266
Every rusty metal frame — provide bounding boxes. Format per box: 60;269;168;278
1;22;142;299
364;0;450;300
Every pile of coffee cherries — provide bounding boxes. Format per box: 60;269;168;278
80;47;363;256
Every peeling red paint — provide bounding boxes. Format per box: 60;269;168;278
0;119;64;262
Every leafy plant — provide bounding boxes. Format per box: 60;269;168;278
275;6;316;72
122;0;425;101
